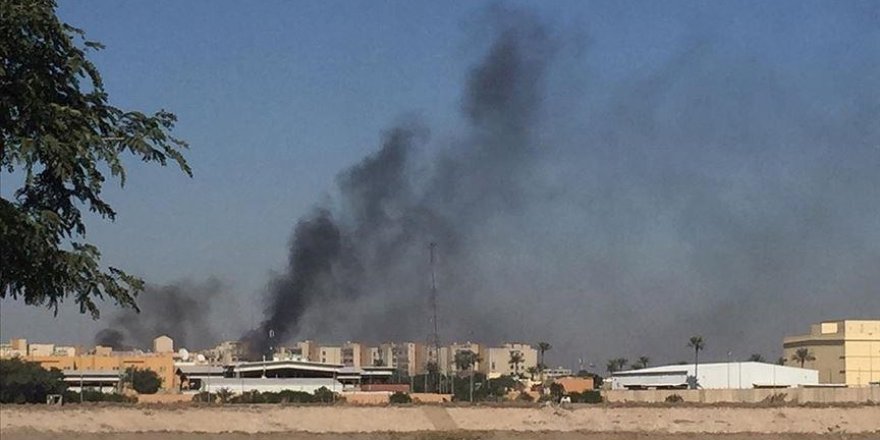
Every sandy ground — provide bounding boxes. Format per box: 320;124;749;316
1;405;878;436
3;432;880;440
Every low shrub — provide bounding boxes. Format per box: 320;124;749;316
62;390;137;403
665;394;684;403
194;388;340;404
388;392;412;404
762;393;788;404
191;391;217;403
568;390;602;404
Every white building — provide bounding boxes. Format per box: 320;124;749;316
611;362;819;390
202;377;343;394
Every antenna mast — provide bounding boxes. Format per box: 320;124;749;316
428;242;441;392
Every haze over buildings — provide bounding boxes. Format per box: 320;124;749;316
1;1;878;368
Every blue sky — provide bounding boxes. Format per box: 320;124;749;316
2;1;878;366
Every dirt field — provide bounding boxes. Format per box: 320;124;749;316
3;432;880;440
1;405;879;437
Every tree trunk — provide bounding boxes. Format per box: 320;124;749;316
469;369;474;403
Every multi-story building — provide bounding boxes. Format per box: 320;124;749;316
0;338;28;357
0;339;78;358
783;319;880;385
318;345;342;364
0;339;178;392
439;342;484;374
293;340;320;362
28;343;56;357
483;343;538;378
378;342;426;376
341;342;373;368
368;346;382;366
203;340;246;364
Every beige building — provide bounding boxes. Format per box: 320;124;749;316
483;343;538;378
341;342;373;368
0;338;28;357
377;342;426;376
153;335;174;353
783;320;879;386
293;340;320;362
439;342;484;374
318;345;342;364
0;340;177;392
203;340;245;363
0;339;78;358
28;343;56;357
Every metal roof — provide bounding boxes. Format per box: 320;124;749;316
176;365;225;375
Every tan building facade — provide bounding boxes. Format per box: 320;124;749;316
783;320;880;386
439;342;484;374
341;342;373;368
484;343;538;378
318;345;342;364
295;340;320;361
378;342;426;376
25;353;176;391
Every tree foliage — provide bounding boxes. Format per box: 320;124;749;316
537;342;551;372
791;348;815;368
388;391;412;404
0;0;191;317
606;358;628;373
453;349;480;374
0;358;67;403
508;351;525;376
125;367;161;394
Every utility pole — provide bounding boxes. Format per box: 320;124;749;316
428;242;441;393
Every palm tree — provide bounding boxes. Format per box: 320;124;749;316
747;353;765;362
606;358;628;374
526;366;538;381
454;350;481;402
633;356;650;370
687;336;705;388
537;342;552;373
791;348;815;368
508;351;525;377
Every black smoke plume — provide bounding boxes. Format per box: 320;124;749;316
95;278;226;351
243;8;553;357
94;329;130;350
246;5;880;365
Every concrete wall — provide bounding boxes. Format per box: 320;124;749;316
604;386;880;404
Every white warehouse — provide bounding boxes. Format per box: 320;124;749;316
611;362;819;390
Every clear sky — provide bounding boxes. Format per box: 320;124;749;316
2;0;878;368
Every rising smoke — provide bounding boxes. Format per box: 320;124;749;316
245;5;879;365
243;9;554;357
95;278;228;351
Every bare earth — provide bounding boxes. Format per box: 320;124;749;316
2;405;879;440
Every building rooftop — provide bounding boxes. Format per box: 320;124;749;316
612;362;814;377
